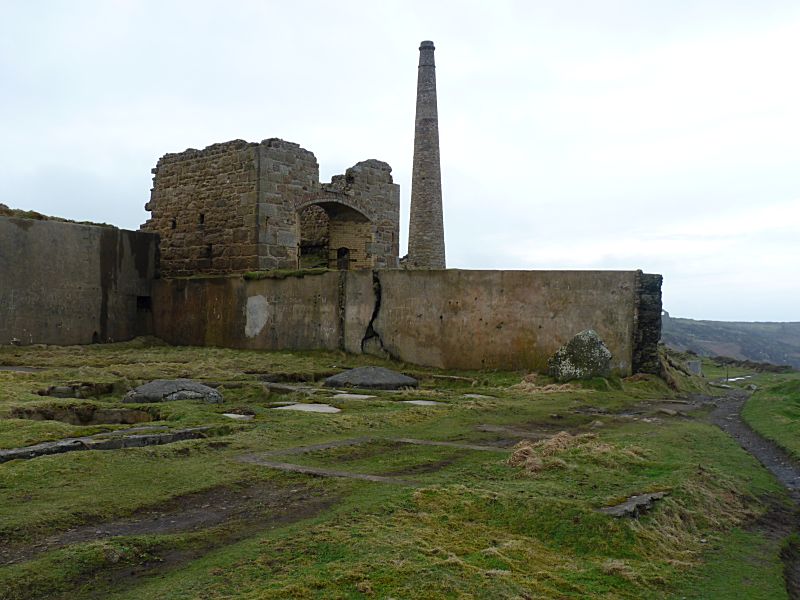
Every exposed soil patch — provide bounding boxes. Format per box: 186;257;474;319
0;480;330;568
10;404;156;426
573;397;713;421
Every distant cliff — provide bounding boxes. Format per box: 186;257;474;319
661;313;800;369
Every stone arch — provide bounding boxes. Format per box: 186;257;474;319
297;199;374;270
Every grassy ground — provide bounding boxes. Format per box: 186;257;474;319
0;341;794;599
742;373;800;460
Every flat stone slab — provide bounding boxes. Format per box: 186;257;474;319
0;365;42;372
599;492;668;518
123;379;223;404
0;427;214;464
333;393;376;401
401;400;444;406
323;367;418;390
462;394;495;400
221;413;254;421
271;403;341;414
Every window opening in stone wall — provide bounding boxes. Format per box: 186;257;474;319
171;218;176;230
136;296;152;312
337;247;351;270
199;213;205;225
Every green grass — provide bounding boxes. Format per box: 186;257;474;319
243;268;330;280
0;340;795;599
743;374;800;459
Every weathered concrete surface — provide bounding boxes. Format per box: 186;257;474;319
373;270;639;373
152;269;660;375
152;272;341;350
0;217;158;345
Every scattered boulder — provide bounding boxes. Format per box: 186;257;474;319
123;379;223;404
547;330;613;382
685;360;703;376
323;367;418;390
599;492;668;518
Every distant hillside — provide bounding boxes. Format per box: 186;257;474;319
661;313;800;369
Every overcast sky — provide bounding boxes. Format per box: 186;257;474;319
1;1;798;321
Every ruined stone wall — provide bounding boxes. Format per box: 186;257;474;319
0;217;158;345
142;140;260;276
152;269;661;374
255;139;319;270
316;160;400;269
143;139;399;275
632;272;663;374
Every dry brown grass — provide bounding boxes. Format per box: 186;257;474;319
510;374;579;394
507;431;649;475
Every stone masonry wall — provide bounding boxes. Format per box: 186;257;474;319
142;140;260;276
408;41;446;268
255;139;319;270
632;272;663;374
143;140;399;275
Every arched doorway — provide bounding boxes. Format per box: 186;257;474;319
336;247;351;270
297;201;373;270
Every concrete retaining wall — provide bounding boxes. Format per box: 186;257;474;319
152;269;660;375
0;217;158;345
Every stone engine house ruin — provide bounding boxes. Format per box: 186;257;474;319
141;138;400;276
0;40;664;377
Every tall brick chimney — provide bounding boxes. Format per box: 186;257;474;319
408;40;446;269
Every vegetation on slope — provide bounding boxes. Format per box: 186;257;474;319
661;313;800;369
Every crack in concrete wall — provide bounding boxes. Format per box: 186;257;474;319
360;271;389;358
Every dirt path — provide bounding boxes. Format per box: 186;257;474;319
709;390;800;598
0;480;333;568
709;391;800;499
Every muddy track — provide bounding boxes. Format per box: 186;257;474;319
709;391;800;598
1;480;333;570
